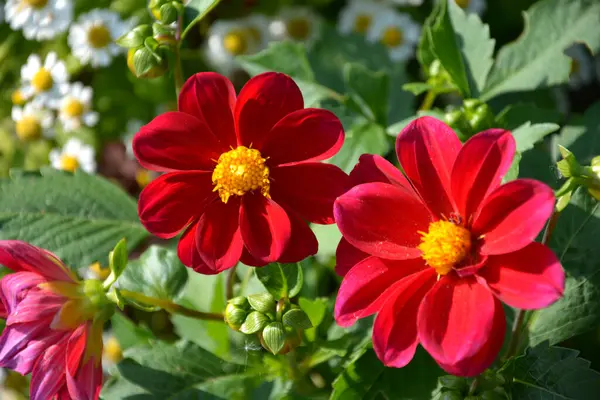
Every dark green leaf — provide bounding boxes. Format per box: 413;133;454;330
298;297;327;342
0;168;148;268
255;262;303;299
496;103;563;131
329;121;390;174
343;63;389;125
512;122;560;153
110;312;154;350
182;0;222;40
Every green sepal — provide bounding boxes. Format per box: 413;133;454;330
240;311;269;334
262;322;286;355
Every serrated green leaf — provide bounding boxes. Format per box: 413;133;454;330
240;311;269;334
343;63;389;126
329;120;390;173
512;122;560;153
502;343;600;398
262;322;286;355
282;308;312;329
0;168;148;268
117;246;188;303
496;103;563;131
482;0;600;100
182;0;222;40
255;262;303;299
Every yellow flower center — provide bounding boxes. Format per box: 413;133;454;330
16;116;42;141
23;0;48;8
63;98;85;117
223;31;248;55
32;68;53;92
61;155;80;172
353;14;372;34
89;262;111;281
103;336;123;363
287;17;311;40
455;0;471;8
381;26;404;48
212;146;270;204
135;169;153;188
418;220;472;276
88;24;112;49
12;89;27;105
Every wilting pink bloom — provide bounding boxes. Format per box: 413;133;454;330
0;241;107;400
334;117;565;376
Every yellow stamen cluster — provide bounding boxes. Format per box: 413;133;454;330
223;31;248;55
287;18;310;40
88;24;112;49
15;116;42;141
12;90;27;105
61;155;80;172
32;68;53;92
455;0;471;9
23;0;48;9
418;220;472;276
212;146;270;204
381;27;404;48
353;14;372;34
63;98;85;117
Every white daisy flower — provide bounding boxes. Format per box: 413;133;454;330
565;44;595;89
58;82;99;131
450;0;486;16
20;52;68;107
49;138;96;173
102;332;123;374
68;9;131;68
11;102;54;141
269;7;322;46
338;0;387;36
367;11;421;62
205;17;269;75
4;0;72;41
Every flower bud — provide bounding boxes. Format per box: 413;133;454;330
224;302;248;331
261;322;286;355
439;375;468;392
247;293;276;313
152;22;177;46
240;311;270;334
444;109;471;141
469;104;495;133
117;24;152;48
159;3;178;25
127;47;168;79
228;296;249;307
282;308;312;329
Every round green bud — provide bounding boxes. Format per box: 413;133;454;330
225;303;248;331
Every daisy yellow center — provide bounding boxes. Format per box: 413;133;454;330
23;0;48;8
64;98;85;117
455;0;471;8
88;24;112;49
212;146;270;204
61;155;80;172
223;31;248;55
353;14;372;34
418;220;471;276
12;90;27;105
381;26;404;48
287;18;310;40
32;68;53;92
16;116;42;141
103;336;123;363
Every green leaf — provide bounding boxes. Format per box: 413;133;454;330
117;246;188;303
109;237;128;279
329;120;390;174
482;0;600;100
496;103;563;130
0;169;148;268
343;63;389;125
502;343;600;398
553;101;600;164
512;122;560;153
255;262;303;299
417;0;442;69
182;0;222;40
402;82;432;96
298;297;327;342
110;312;154;351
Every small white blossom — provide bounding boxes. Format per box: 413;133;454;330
338;0;388;36
367;11;421;62
49;138;96;174
58;82;99;131
20;52;68;107
269;7;322;47
4;0;72;40
11;102;54;141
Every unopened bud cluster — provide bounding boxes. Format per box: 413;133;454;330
444;99;495;141
555;146;600;209
225;294;312;355
438;371;508;400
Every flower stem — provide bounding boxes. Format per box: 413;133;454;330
174;15;185;99
226;264;238;300
119;290;224;321
419;91;437;111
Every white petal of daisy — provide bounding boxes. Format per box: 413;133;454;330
338;0;388;36
5;0;73;41
269;7;322;47
450;0;486;16
12;102;55;141
20;52;69;107
52;138;97;174
58;82;98;132
565;44;595;89
367;10;421;62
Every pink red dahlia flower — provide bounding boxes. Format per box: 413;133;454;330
134;72;349;274
0;241;107;400
333;117;565;377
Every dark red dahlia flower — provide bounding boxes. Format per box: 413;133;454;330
134;72;349;274
334;117;564;377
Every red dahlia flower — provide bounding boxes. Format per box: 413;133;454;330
334;117;565;376
134;72;348;274
0;241;108;400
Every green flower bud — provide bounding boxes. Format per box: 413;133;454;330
152;22;177;46
439;375;468;392
109;238;128;279
444;109;471;141
225;303;248;331
240;311;269;334
127;47;168;79
159;3;178;25
463;98;481;111
469;104;495;133
228;296;249;308
247;293;276;313
282;308;312;329
261;322;286;355
117;24;152;48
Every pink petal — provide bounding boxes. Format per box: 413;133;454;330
335;256;428;327
335;238;370;277
0;241;75;282
451;129;516;222
67;357;103;400
418;276;500;369
30;333;70;400
138;171;215;239
349;154;411;188
270;163;350;224
0;272;46;315
6;288;64;326
261;108;344;166
473;179;555;255
133;112;226;172
240;194;291;263
334;182;431;260
234;72;303;149
373;268;435;368
478;243;564;309
178;72;237;148
396;117;461;217
195;199;244;274
277;210;318;263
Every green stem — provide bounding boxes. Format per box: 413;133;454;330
287;350;301;381
226;264;238;300
174;15;185;100
419;90;437;111
119;290;224;321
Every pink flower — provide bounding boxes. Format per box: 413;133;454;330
0;241;106;400
334;117;565;376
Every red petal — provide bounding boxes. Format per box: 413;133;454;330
30;333;70;400
240;194;291;263
334;256;428;327
335;238;369;277
451;129;516;222
270;163;350;224
234;72;303;149
349;154;411;188
418;276;500;370
473;179;555;255
65;325;86;377
396;117;461;217
67;357;103;400
138;171;215;239
240;248;268;267
373;268;435;368
478;243;564;309
133;112;226;172
334;182;431;260
261;108;344;166
277;210;318;263
0;241;75;282
176;222;214;275
178;72;237;148
5;286;64;326
195;199;244;273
